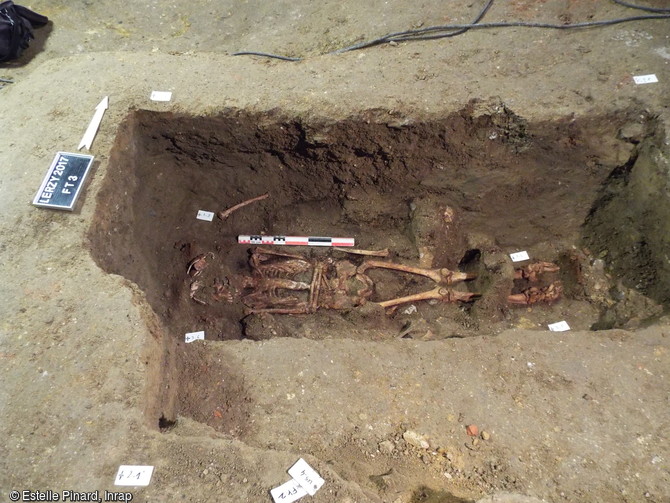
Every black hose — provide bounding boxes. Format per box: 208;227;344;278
231;51;302;62
383;14;670;42
233;0;670;61
330;0;495;54
611;0;670;13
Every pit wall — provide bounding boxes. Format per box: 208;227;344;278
86;105;670;432
583;120;670;307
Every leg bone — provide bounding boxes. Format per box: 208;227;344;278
358;260;474;285
378;286;479;309
245;305;310;315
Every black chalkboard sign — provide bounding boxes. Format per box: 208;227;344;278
33;152;94;211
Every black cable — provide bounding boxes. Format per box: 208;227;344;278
233;0;670;61
335;13;670;51
330;0;494;54
232;0;494;60
231;51;302;62
382;14;670;42
611;0;670;13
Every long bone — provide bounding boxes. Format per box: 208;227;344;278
308;264;324;313
253;247;306;260
378;287;479;309
357;260;474;285
244;304;311;315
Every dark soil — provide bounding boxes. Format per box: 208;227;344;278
86;103;668;433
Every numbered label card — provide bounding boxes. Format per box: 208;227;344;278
548;321;571;332
185;331;205;343
196;210;215;221
510;251;530;262
150;90;172;101
288;458;324;496
114;465;154;486
633;74;658;85
270;478;308;503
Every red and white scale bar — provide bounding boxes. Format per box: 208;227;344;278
238;235;355;247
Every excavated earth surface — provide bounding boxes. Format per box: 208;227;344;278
1;1;670;502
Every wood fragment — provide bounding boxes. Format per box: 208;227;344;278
333;247;390;257
217;193;269;220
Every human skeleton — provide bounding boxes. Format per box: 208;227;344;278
186;248;562;313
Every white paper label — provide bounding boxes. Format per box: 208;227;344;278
114;465;154;486
548;321;571;332
196;210;215;221
270;478;308;503
510;251;530;262
288;458;324;496
150;90;173;101
633;74;658;85
185;331;205;343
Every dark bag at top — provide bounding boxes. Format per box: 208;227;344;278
0;0;48;63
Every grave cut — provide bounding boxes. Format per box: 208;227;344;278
88;104;668;344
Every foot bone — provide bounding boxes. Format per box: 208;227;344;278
514;261;560;282
508;281;563;305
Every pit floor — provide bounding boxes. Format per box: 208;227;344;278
1;1;670;503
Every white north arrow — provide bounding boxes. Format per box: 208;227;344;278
78;96;109;150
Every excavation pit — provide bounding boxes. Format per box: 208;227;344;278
86;102;670;450
89;104;667;345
